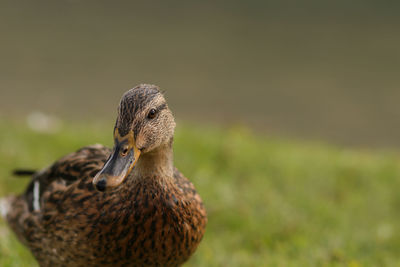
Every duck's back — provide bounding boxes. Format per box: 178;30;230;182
3;145;207;267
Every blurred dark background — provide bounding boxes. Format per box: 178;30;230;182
1;0;399;148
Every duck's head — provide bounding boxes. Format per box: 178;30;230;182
93;84;176;192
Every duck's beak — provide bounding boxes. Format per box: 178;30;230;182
93;130;141;192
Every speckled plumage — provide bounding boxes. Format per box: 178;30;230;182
2;84;207;267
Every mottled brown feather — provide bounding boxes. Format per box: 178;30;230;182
6;144;207;267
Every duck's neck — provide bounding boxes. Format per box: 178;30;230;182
132;142;174;179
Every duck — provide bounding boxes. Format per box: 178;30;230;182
0;84;207;267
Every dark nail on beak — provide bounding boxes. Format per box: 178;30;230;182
95;178;107;192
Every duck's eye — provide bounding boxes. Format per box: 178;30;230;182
147;108;157;119
120;147;129;157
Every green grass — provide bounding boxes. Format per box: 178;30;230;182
1;119;400;266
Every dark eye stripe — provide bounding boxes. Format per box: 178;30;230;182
157;103;167;112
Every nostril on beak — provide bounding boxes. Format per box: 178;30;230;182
95;179;107;192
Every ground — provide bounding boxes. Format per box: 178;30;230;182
0;119;399;266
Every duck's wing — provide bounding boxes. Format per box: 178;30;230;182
2;145;111;245
23;144;111;212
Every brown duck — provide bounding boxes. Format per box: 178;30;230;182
0;84;207;266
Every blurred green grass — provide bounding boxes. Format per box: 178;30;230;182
1;119;400;266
